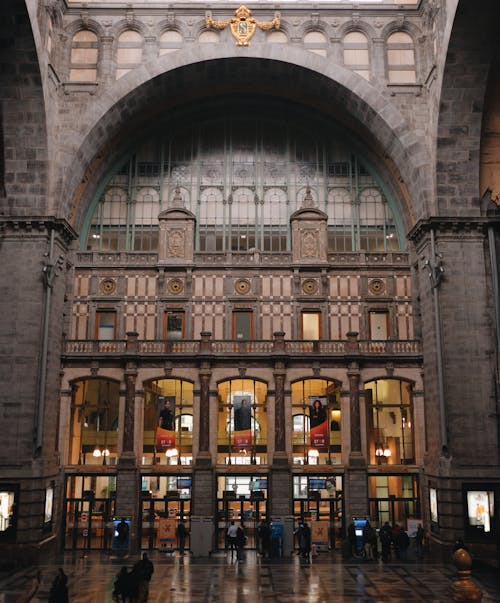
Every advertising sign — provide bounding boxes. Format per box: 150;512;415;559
156;396;176;451
311;520;329;552
233;394;252;448
309;396;328;448
158;517;177;549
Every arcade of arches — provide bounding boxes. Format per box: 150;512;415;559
1;0;500;569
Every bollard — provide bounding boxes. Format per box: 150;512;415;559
451;548;483;602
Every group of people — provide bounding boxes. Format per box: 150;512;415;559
226;521;247;561
294;520;312;562
347;520;424;562
112;553;154;603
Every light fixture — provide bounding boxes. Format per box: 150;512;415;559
165;448;179;458
102;448;110;457
309;448;319;457
93;446;101;457
383;446;392;458
375;444;384;458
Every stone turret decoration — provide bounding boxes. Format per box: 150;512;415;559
290;187;328;264
206;5;280;46
158;187;196;265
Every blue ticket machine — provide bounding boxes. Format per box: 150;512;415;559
353;518;367;555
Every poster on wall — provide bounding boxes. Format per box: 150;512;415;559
308;396;328;448
44;484;54;525
233;394;252;448
467;490;494;533
156;396;176;451
430;487;438;524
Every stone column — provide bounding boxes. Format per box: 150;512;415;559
115;337;139;551
346;360;368;521
270;360;292;519
196;361;212;466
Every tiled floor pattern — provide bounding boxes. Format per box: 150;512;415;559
0;552;498;602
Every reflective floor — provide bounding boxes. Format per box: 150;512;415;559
1;550;499;603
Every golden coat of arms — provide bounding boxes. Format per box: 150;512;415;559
206;5;280;47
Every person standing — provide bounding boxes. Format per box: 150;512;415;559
379;521;393;562
131;552;154;602
177;520;188;555
415;523;425;560
235;523;246;561
300;522;312;563
363;521;375;561
347;521;358;558
227;521;238;557
48;568;68;603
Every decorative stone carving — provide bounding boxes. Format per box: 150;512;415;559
235;278;251;294
368;278;385;295
167;278;184;295
100;278;117;295
158;188;196;265
302;278;319;295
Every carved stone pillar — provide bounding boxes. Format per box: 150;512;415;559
273;361;287;461
196;362;212;465
347;362;363;462
122;365;136;456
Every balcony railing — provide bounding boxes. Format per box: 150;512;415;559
63;337;421;357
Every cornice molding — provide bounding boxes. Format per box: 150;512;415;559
0;216;78;244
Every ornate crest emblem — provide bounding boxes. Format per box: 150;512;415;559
206;5;280;47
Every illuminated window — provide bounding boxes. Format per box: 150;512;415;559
291;379;341;465
69;378;120;465
217;378;268;465
143;379;194;466
301;311;321;340
365;379;414;465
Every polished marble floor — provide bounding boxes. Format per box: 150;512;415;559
1;550;499;603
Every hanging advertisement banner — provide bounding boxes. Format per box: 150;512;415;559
233;394;252;448
308;396;328;448
157;517;177;550
156;396;176;451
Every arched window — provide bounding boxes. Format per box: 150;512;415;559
217;378;268;465
387;32;416;84
69;378;120;465
365;378;414;465
116;30;143;79
159;30;183;55
143;379;194;466
304;31;328;57
291;379;341;465
343;31;370;80
69;30;98;82
83;107;405;255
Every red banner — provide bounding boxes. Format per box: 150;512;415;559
309;396;328;448
233;429;252;448
156;427;176;451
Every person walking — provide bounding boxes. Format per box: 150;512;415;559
130;553;154;603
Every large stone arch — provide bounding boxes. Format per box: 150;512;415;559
55;44;431;234
436;0;500;215
0;0;48;215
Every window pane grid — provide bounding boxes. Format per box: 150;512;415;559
84;117;402;253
